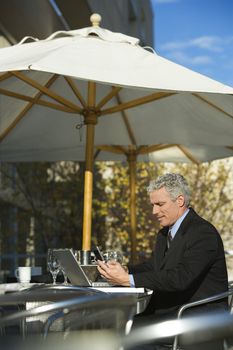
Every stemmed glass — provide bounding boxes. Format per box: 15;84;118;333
104;250;123;264
47;249;61;285
60;266;68;285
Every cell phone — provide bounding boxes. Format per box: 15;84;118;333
93;246;104;261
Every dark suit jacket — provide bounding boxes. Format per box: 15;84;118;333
129;208;228;320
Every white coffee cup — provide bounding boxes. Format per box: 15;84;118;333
15;266;31;283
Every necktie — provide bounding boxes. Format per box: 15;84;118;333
167;229;172;249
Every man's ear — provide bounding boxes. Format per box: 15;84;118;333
177;195;185;207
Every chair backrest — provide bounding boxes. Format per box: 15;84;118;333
121;288;233;350
122;310;233;350
172;287;233;350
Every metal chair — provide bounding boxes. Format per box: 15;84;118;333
123;309;233;350
0;283;109;338
122;287;233;350
0;291;137;341
172;288;233;350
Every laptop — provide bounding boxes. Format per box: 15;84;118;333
53;248;112;287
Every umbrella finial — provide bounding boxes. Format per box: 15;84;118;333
90;13;102;27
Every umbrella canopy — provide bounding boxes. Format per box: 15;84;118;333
0;14;233;258
95;144;233;164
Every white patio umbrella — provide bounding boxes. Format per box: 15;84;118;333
0;14;233;260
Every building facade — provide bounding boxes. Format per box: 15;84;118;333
0;0;153;46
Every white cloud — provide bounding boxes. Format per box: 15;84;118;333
189;55;213;65
191;36;222;51
160;35;233;55
165;50;213;66
161;36;222;52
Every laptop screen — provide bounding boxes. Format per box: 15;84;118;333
53;249;92;286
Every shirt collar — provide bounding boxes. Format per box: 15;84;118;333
169;208;189;239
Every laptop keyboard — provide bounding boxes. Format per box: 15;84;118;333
91;281;112;287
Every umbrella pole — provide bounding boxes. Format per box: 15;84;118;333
81;82;97;262
82;124;95;247
128;152;137;264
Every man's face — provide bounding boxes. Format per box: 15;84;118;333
150;186;185;227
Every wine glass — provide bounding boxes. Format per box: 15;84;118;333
60;266;69;285
47;249;61;285
104;250;123;264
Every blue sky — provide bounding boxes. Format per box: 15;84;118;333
151;0;233;87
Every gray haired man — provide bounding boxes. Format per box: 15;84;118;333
98;173;228;349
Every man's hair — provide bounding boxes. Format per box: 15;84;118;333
147;173;191;206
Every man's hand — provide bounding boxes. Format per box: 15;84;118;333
97;260;130;286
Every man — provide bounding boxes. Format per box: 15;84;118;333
97;173;228;347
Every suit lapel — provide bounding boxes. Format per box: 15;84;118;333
159;208;197;268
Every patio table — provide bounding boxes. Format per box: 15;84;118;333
0;283;152;341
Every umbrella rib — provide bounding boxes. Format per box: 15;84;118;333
138;143;200;164
0;102;34;143
0;88;76;113
64;77;87;108
101;92;176;115
10;71;82;113
177;144;201;165
192;93;233;120
0;75;74;143
0;72;11;82
138;144;176;155
115;93;137;146
96;145;127;155
96;86;122;109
